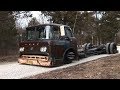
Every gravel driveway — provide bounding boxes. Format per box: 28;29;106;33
0;46;119;79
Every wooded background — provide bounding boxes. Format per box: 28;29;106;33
0;11;120;56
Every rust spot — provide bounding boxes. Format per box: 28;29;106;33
18;55;52;66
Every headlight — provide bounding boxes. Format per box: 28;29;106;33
19;47;24;52
40;47;47;52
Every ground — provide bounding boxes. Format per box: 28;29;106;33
0;55;18;64
23;54;120;79
0;54;120;79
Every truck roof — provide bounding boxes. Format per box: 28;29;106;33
26;23;69;29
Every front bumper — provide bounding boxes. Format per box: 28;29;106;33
18;55;52;66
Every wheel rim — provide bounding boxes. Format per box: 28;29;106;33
66;51;75;60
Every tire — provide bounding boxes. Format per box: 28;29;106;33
83;43;88;51
63;50;75;64
84;53;87;58
83;43;88;55
110;42;117;54
86;43;92;49
105;43;110;54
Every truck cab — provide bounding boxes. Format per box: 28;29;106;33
18;23;78;66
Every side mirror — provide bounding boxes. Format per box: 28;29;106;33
60;36;70;41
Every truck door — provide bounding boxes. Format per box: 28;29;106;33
51;26;65;60
64;26;77;50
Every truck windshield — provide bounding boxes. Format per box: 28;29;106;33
26;25;60;40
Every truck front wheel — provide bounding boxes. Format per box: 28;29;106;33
63;50;76;64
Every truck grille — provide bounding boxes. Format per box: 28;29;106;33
22;55;49;61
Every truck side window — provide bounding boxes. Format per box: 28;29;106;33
64;27;73;37
52;26;60;39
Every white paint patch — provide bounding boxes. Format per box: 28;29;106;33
60;26;65;36
45;26;50;39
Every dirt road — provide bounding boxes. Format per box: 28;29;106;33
0;46;119;79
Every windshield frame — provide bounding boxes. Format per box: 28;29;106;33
25;25;60;41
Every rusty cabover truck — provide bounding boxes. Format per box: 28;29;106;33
18;23;118;67
18;24;78;66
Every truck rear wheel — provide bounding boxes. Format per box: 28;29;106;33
86;43;92;49
110;42;117;54
83;43;88;51
63;50;75;64
106;43;110;54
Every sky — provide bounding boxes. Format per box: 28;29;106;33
16;11;50;29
